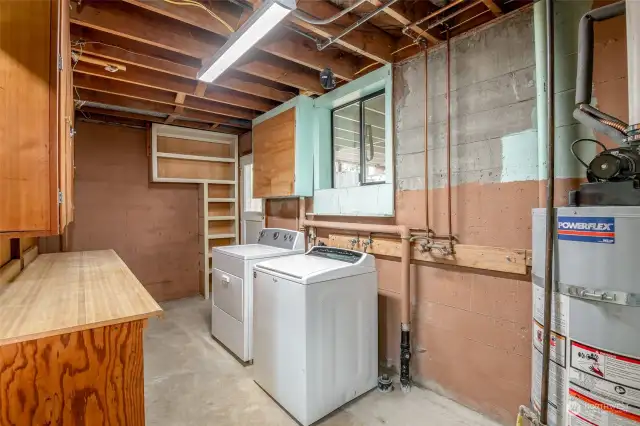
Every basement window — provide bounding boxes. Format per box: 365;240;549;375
332;90;386;188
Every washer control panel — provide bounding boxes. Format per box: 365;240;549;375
257;228;304;250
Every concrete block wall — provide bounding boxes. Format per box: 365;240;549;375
262;2;629;424
391;9;537;423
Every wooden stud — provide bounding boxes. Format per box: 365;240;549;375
73;61;275;112
481;0;503;16
164;114;178;124
76;107;245;135
321;234;529;275
22;246;38;268
73;72;258;120
75;88;251;129
365;0;441;44
70;2;328;94
0;259;21;285
235;52;325;94
210;123;220;130
174;92;186;104
289;1;398;64
71;28;295;103
122;0;360;81
194;81;208;98
174;105;185;115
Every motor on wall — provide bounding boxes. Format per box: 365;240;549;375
320;67;336;90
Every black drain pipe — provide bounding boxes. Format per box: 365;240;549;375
539;0;556;423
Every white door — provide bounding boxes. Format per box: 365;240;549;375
240;154;264;244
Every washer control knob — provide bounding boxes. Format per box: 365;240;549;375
273;232;280;240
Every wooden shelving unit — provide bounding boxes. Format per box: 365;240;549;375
151;124;239;300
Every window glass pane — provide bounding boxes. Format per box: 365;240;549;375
363;94;386;183
243;163;262;213
332;102;361;188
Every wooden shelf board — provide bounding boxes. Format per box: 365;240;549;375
207;216;235;221
156;152;235;163
207;198;236;202
153;178;236;184
208;234;236;239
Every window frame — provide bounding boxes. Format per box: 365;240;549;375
331;89;386;188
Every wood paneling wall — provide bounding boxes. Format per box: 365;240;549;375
66;121;200;301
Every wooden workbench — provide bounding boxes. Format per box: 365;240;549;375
0;250;162;425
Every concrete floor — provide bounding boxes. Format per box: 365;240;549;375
144;297;500;426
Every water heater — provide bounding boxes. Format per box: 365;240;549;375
532;207;640;425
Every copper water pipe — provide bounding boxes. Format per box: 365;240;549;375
445;29;453;247
424;50;431;235
299;219;411;323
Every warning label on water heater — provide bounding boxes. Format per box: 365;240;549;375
568;341;640;426
557;216;615;244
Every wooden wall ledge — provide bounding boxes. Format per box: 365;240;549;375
318;234;533;275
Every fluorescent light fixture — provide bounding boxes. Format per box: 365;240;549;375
197;0;296;83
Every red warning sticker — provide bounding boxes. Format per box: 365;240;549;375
571;342;640;391
568;388;640;426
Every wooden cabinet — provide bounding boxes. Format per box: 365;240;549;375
252;96;314;198
0;0;74;236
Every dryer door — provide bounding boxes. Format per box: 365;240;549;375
212;268;243;322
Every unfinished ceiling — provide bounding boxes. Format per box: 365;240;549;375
71;0;531;134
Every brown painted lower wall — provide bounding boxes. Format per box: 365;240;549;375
67;121;200;302
265;176;584;425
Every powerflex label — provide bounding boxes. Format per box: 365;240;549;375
558;217;615;244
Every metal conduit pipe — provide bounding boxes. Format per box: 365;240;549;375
540;0;556;423
317;0;401;51
292;0;368;25
299;209;413;392
445;29;453;250
574;1;628;140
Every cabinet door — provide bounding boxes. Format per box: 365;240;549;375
252;108;295;198
0;0;54;232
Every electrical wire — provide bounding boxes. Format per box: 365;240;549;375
291;0;367;25
163;0;235;32
570;138;607;169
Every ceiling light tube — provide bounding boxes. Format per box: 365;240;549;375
197;0;296;83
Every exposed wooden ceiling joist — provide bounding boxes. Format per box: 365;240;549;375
480;0;503;16
73;61;276;112
71;26;296;103
73;73;258;121
77;106;245;134
290;0;397;64
365;0;441;44
123;0;360;81
75;88;251;129
70;2;325;94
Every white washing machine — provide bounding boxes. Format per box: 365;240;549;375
252;246;378;426
211;228;304;362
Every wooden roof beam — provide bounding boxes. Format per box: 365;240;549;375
76;106;244;134
71;26;295;103
74;88;251;129
70;2;325;94
481;0;503;16
365;0;441;44
289;0;398;64
123;0;359;81
73;61;276;112
72;72;257;121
